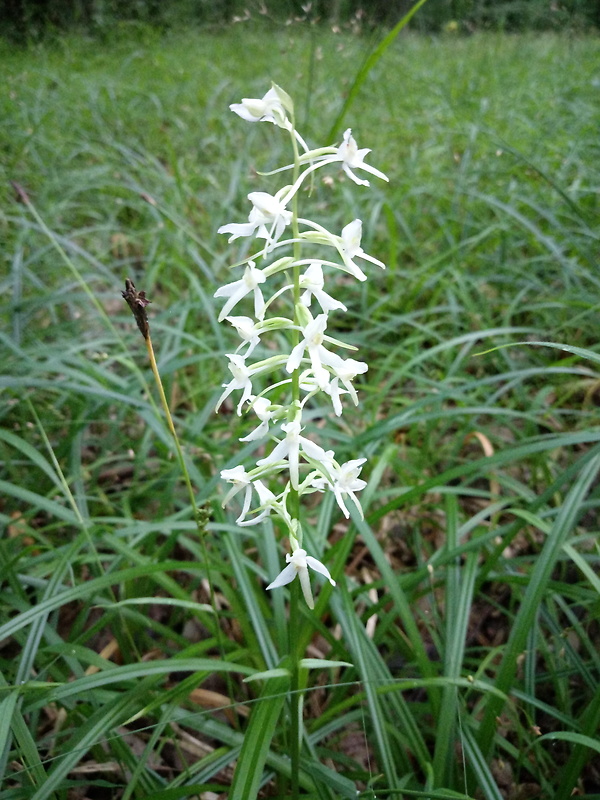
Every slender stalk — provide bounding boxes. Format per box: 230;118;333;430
121;282;237;723
288;113;303;800
144;334;200;522
145;331;236;689
288;579;301;800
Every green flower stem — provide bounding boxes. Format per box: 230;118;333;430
288;578;301;800
288;117;303;800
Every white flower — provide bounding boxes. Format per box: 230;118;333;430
237;480;278;527
281;128;388;191
220;465;254;523
216;354;257;414
239;396;277;442
320;352;368;408
286;314;331;390
266;547;336;609
300;373;347;416
339;219;385;280
229;87;289;128
225;315;263;357
218;189;292;253
335;128;389;186
300;262;347;315
214;261;266;322
257;419;331;489
314;458;368;519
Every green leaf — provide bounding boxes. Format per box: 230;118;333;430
299;658;353;670
462;726;504;800
243;668;291;683
533;731;600;755
326;0;431;142
302;758;357;798
476;448;600;756
229;673;290;800
24;658;254;711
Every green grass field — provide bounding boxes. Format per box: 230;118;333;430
1;22;600;800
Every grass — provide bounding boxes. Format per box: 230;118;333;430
1;20;600;800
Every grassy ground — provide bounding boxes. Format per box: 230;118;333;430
1;22;600;800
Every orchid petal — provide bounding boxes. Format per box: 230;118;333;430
266;563;297;590
305;555;336;586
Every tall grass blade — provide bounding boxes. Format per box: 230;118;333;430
476;447;600;756
229;674;289;800
326;0;430;143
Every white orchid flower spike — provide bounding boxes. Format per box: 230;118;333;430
216;85;387;608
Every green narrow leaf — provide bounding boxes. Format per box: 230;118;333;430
433;495;479;786
0;428;67;489
28;682;154;800
348;503;436;684
25;658;254;711
0;478;79;525
326;0;431;143
462;726;504;800
476;448;600;756
475;340;600;364
301;758;357;798
562;542;600;593
223;531;279;670
299;658;353;670
0;561;205;642
244;668;290;683
229;673;289;800
554;686;600;800
534;731;600;755
335;585;424;785
0;673;49;792
0;689;19;781
394;790;477;800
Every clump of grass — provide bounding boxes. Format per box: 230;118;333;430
1;24;599;800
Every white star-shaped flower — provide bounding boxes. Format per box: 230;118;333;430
214;261;266;322
339;219;385;281
266;548;336;609
321;352;368;408
300;373;348;416
257;419;331;489
216;354;257;414
237;480;278;527
286;314;331;390
220;465;254;523
218;188;292;253
239;396;277;442
334;128;389;186
229;87;289;128
313;458;368;519
225;315;263;357
283;128;388;191
300;262;347;315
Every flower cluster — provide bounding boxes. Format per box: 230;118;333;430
215;85;387;609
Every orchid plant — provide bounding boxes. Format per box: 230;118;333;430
215;85;388;609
